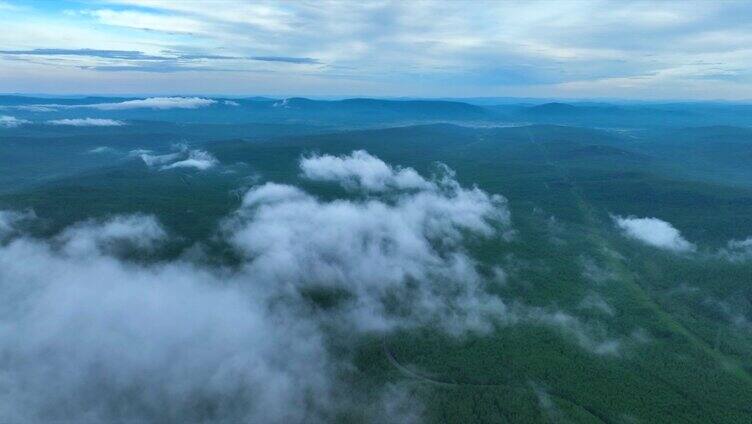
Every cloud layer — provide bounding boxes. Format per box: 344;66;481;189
0;151;644;421
3;1;752;97
0;151;513;421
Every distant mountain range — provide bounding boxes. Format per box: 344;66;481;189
2;95;752;128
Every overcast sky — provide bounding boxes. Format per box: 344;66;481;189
2;0;752;99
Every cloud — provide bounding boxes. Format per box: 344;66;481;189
0;217;333;422
227;154;512;333
613;215;695;252
86;8;213;35
85;62;222;73
0;48;239;62
136;145;219;171
251;56;319;64
0;152;644;421
160;150;219;170
0;151;511;420
55;215;167;257
3;1;752;97
0;48;164;60
300;150;435;192
87;97;216;110
0;46;317;74
6;97;217;112
136;150;183;167
47;118;125;126
0;47;245;74
0;115;29;127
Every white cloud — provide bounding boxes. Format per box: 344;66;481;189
88;97;216;110
227;152;512;333
136;145;219;171
1;1;752;97
613;215;695;252
128;148;152;156
47;118;125;126
56;214;166;257
86;8;212;35
0;115;30;127
160;149;218;170
0;218;332;423
300;150;434;192
137;150;182;166
6;97;217;112
0;150;512;420
0;152;644;421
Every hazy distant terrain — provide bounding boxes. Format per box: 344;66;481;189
2;95;752;423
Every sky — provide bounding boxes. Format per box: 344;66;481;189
2;0;752;99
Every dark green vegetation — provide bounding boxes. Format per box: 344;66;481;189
2;96;752;422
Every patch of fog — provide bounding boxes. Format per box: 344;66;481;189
580;256;618;284
531;383;564;423
701;298;752;333
546;215;566;245
718;237;752;261
0;209;35;239
87;146;117;154
519;305;623;356
578;292;615;316
12;105;58;112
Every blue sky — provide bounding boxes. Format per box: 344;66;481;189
2;0;752;99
